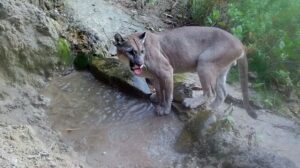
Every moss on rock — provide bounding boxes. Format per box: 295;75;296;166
73;52;90;70
57;38;72;65
90;57;132;80
174;73;188;83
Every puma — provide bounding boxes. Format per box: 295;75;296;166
113;26;257;119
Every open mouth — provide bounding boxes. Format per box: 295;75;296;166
131;64;144;75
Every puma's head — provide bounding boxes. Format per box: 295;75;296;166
113;32;146;75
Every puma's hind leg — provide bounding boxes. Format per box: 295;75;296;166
210;67;230;109
183;63;217;108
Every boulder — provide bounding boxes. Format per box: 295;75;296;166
174;109;298;168
89;57;151;99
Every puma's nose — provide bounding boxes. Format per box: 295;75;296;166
134;58;143;67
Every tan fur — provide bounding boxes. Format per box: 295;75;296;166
114;26;257;119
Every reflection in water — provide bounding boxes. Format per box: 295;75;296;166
43;71;184;168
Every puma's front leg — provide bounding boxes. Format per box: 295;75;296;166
149;79;160;104
155;69;173;115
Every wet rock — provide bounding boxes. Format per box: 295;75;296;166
89;57;151;99
171;74;205;119
182;108;255;158
221;148;298;168
66;26;103;55
64;26;107;71
173;82;194;103
178;147;297;168
175;109;298;168
175;108;216;152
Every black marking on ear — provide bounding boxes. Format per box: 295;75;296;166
139;32;146;43
114;33;124;45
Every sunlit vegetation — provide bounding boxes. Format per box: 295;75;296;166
188;0;300;108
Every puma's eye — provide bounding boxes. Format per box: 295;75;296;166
141;50;144;54
129;49;135;55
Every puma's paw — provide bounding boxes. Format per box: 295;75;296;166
182;97;204;109
149;93;159;103
155;105;171;116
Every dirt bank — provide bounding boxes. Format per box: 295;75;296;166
0;0;90;167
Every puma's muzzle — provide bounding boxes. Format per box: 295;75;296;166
131;64;144;75
114;32;147;75
129;59;145;75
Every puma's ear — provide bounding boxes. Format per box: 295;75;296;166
114;33;124;46
139;32;146;44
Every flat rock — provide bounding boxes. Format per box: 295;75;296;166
89;57;151;99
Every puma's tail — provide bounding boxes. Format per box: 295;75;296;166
237;51;258;119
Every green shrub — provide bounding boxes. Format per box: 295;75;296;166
188;0;228;27
188;0;300;107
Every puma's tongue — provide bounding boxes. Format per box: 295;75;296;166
133;65;142;75
133;68;142;75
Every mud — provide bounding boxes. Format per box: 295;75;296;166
42;71;185;168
